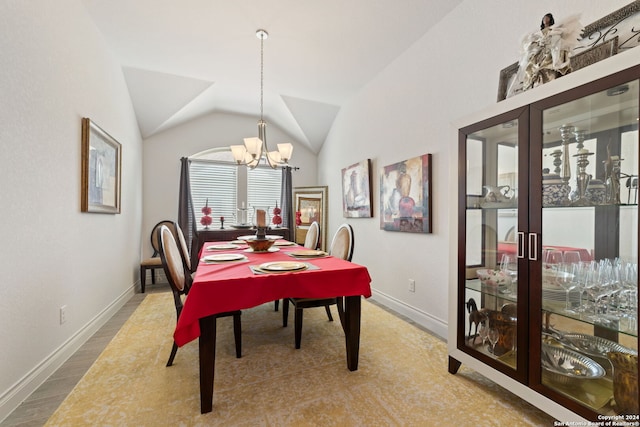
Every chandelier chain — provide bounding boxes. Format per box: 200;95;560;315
230;29;292;169
260;32;264;121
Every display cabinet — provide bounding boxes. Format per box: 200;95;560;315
449;56;639;422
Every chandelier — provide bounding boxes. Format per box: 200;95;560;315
230;29;293;169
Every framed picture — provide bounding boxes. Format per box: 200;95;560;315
341;159;373;217
497;62;519;101
293;186;328;251
81;118;122;214
380;153;432;233
570;36;618;72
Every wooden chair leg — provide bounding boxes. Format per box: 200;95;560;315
294;307;303;349
274;299;280;311
325;305;333;321
282;299;290;327
151;268;156;284
140;266;147;293
233;313;242;358
166;341;179;366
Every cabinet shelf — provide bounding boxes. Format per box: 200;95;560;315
542;300;638;339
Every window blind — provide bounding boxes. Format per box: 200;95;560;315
190;160;237;229
189;160;282;229
248;167;282;218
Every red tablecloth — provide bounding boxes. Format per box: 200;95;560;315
174;242;372;346
497;242;592;263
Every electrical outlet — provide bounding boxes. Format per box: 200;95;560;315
408;279;415;292
60;305;67;325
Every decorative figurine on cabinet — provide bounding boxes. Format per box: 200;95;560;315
466;298;489;343
507;13;582;97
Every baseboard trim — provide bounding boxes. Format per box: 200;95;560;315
370;288;448;339
0;284;136;423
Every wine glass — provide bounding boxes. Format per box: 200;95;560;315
488;328;500;355
500;254;517;295
559;251;581;313
544;249;564;271
585;260;613;321
563;250;581;265
557;263;578;314
478;322;489;348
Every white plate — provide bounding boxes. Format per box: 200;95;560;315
206;244;240;250
289;249;327;257
259;261;307;272
236;235;256;241
244;247;279;253
201;253;246;262
274;241;296;246
237;235;281;241
230;240;245;244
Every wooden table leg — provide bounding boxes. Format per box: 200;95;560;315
343;296;361;371
199;315;217;414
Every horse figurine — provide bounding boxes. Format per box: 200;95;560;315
466;298;489;342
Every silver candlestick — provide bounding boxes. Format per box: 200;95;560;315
607;155;622;204
550;149;562;175
572;149;594;206
573;129;586;150
559;124;574;186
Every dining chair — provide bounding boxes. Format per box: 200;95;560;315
172;221;193;275
283;223;354;349
304;221;320;249
139;220;175;293
158;225;242;366
274;220;321;312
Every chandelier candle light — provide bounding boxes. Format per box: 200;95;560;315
230;29;293;169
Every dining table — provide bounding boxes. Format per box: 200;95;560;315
173;237;372;414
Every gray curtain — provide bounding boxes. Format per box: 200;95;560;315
178;157;198;271
281;166;294;239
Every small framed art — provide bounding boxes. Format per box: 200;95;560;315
341;159;373;218
81;118;122;214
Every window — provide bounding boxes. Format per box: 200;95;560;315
190;149;282;230
248;167;282;212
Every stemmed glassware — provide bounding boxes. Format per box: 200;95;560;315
488;328;500;355
544;249;564;269
557;251;581;314
478;322;489;348
584;259;616;322
607;259;637;330
499;254;517;295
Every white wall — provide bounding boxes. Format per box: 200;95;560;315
0;0;142;420
318;0;632;337
142;112;317;256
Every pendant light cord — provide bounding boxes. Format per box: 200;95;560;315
260;32;264;122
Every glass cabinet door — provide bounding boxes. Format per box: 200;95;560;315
460;108;527;381
537;77;638;416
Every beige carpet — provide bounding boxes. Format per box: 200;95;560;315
45;293;555;426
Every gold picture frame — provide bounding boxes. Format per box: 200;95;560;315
293;186;328;251
570;36;619;72
497;62;519;102
81;118;122;214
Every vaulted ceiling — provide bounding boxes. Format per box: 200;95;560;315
82;1;462;153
